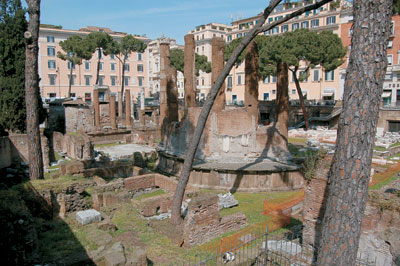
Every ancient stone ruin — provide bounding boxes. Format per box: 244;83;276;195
157;35;303;192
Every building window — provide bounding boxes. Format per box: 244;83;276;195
48;60;56;69
300;71;308;82
264;76;270;83
85;75;91;86
263;93;269;100
387;55;393;65
47;36;55;43
385;73;393;80
124;63;129;71
264;30;270;35
202;46;204;52
110;54;115;60
202;34;204;39
292;23;299;31
85;93;91;102
49;74;56;85
124;76;130;86
70;93;76;98
47;46;55;56
138;76;144;87
138;53;142;61
237;75;242;85
272;27;279;34
292;89;296;95
301;21;309;29
388;40;393;48
227;35;232;42
227;76;232;88
202;79;205;86
313;69;320;81
232;95;237;104
68;75;75;85
281;25;289;33
99;62;104;71
326;16;336;25
390;21;394;35
137;64;143;72
111;63;116;71
48;92;56;98
272;76;277;83
272;89;276;95
237;33;242;38
67;61;75;70
99;76;104;86
325;70;334;81
85;61;90;70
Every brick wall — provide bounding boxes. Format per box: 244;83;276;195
183;194;247;247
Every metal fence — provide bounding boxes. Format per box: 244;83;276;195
182;227;394;266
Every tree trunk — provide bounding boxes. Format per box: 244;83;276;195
24;0;43;180
120;57;126;108
293;71;309;130
275;62;289;141
95;51;100;85
316;1;392;265
169;0;334;225
68;61;73;98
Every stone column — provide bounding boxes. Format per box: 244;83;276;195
118;91;123;119
167;67;179;122
125;89;131;128
245;41;259;124
109;94;117;130
159;43;169;124
184;34;196;109
211;37;225;112
93;89;100;128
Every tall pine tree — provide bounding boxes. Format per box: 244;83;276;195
0;0;27;133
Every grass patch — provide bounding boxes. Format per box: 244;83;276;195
388;153;400;160
134;189;166;201
390;142;400;148
54;152;64;161
374;146;387;152
369;175;398;190
29;174;88;192
288;137;307;145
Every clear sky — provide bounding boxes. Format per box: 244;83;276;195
40;0;269;44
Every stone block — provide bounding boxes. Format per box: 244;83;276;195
124;175;156;191
76;209;102;225
125;247;147;266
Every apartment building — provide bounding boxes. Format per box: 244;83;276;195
147;37;184;98
188;23;233;100
39;26;150;102
340;15;400;107
225;0;353;104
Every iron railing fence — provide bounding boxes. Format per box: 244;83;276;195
181;227;394;266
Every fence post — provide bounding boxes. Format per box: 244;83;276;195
264;226;269;265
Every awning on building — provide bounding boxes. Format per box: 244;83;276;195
382;91;392;98
322;92;334;97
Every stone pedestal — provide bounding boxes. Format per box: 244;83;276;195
125;90;131;128
140;110;146;127
109;94;117;130
160;43;169;124
118;91;123;119
184;34;196;109
211;37;225;112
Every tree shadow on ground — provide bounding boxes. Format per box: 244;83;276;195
0;174;94;265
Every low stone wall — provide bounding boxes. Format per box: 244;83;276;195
53;132;94;160
140;194;173;217
132;126;161;147
183;194;247;247
87;130;131;145
0;134;51;167
92;191;131;210
59;160;133;179
124;173;198;194
303;176;328;247
158;155;304;192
